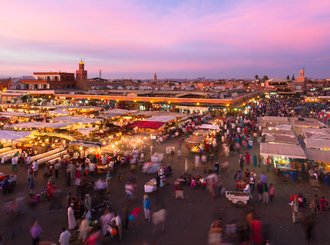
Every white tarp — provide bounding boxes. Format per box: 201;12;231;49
103;109;137;115
145;116;176;123
306;148;330;163
48;109;70;116
0;112;40;118
260;142;306;159
53;116;102;124
0;130;31;141
199;124;220;130
77;128;96;136
302;128;330;149
5;122;69;130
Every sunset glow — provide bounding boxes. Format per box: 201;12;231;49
1;0;330;78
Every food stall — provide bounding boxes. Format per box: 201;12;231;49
306;148;330;185
260;142;306;180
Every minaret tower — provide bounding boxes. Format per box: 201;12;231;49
76;59;88;82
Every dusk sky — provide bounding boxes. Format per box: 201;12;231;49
1;0;330;79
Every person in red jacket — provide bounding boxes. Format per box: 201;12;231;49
320;196;329;211
250;218;263;245
245;152;250;166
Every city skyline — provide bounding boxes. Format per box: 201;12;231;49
1;0;330;79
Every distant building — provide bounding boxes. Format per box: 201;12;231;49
33;72;75;89
76;59;88;89
0;78;12;91
153;73;158;82
264;69;307;94
15;79;50;90
292;68;307;93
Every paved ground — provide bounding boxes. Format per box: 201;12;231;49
1;136;330;245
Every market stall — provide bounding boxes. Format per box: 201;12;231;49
306;148;330;173
260;142;306;171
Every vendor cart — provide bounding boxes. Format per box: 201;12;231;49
142;162;161;174
225;191;249;207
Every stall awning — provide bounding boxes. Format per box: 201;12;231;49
5;122;69;130
77;128;96;136
127;121;165;130
146;116;176;123
199;124;219;130
0;130;31;141
53;116;102;124
260;142;306;159
306;148;330;163
185;135;205;145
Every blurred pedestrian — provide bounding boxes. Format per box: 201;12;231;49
290;197;299;224
245;152;250;166
302;215;315;243
268;183;275;202
78;215;91;242
143;194;151;221
30;220;42;245
239;155;244;171
67;203;76;230
320;196;329;211
262;183;269;204
58;227;71;245
111;213;122;240
152;208;167;234
253;154;258;168
250;218;263;245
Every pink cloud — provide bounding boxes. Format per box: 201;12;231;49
0;0;330;77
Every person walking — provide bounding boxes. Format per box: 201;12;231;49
320;196;329;211
290;197;300;224
11;155;18;172
78;216;91;242
239;155;244;171
152;207;167;234
67;204;77;230
245;152;250;166
112;213;123;240
249;173;256;194
58;227;71;245
100;208;113;237
268;183;275;202
30;220;42;245
32;161;38;177
143;194;151;221
55;161;61;179
262;182;269;204
257;181;263;202
253;154;258;168
302;215;315;244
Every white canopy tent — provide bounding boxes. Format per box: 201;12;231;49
302;128;330;149
0;130;31;141
145;115;176;123
53;116;102;124
306;148;330;163
0;112;40;118
199;124;220;130
77;128;97;136
103;109;137;115
5;122;69;130
48;109;70;116
260;142;306;159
